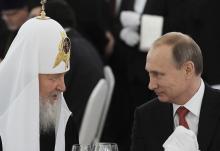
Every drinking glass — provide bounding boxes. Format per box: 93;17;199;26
93;143;119;151
72;144;93;151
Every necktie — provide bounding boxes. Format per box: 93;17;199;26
176;106;189;129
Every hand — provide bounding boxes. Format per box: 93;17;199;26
120;27;139;47
120;11;140;28
163;126;200;151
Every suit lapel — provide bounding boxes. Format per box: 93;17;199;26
197;85;220;150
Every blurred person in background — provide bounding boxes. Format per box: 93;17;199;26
65;0;115;63
0;0;29;59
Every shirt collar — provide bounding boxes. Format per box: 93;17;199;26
173;79;205;117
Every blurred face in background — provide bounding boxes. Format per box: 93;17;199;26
1;7;28;31
29;6;41;18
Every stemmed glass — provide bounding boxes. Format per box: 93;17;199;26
72;144;93;151
93;143;119;151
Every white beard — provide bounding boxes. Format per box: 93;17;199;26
39;95;61;133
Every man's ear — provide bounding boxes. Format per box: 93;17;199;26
183;61;194;79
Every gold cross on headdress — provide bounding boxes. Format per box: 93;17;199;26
53;32;71;69
37;0;50;19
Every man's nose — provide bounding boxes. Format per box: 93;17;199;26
148;77;157;90
57;77;66;92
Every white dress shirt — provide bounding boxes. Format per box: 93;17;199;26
173;79;205;135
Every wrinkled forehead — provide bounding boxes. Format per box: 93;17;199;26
146;44;175;70
147;44;173;60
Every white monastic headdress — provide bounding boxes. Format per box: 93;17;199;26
0;16;71;151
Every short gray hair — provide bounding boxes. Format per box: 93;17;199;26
152;32;203;75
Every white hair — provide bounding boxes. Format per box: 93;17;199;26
39;94;61;133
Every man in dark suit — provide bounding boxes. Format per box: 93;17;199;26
131;32;220;151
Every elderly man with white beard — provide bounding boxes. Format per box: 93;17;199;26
0;2;78;151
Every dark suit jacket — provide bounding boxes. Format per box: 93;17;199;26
131;84;220;151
